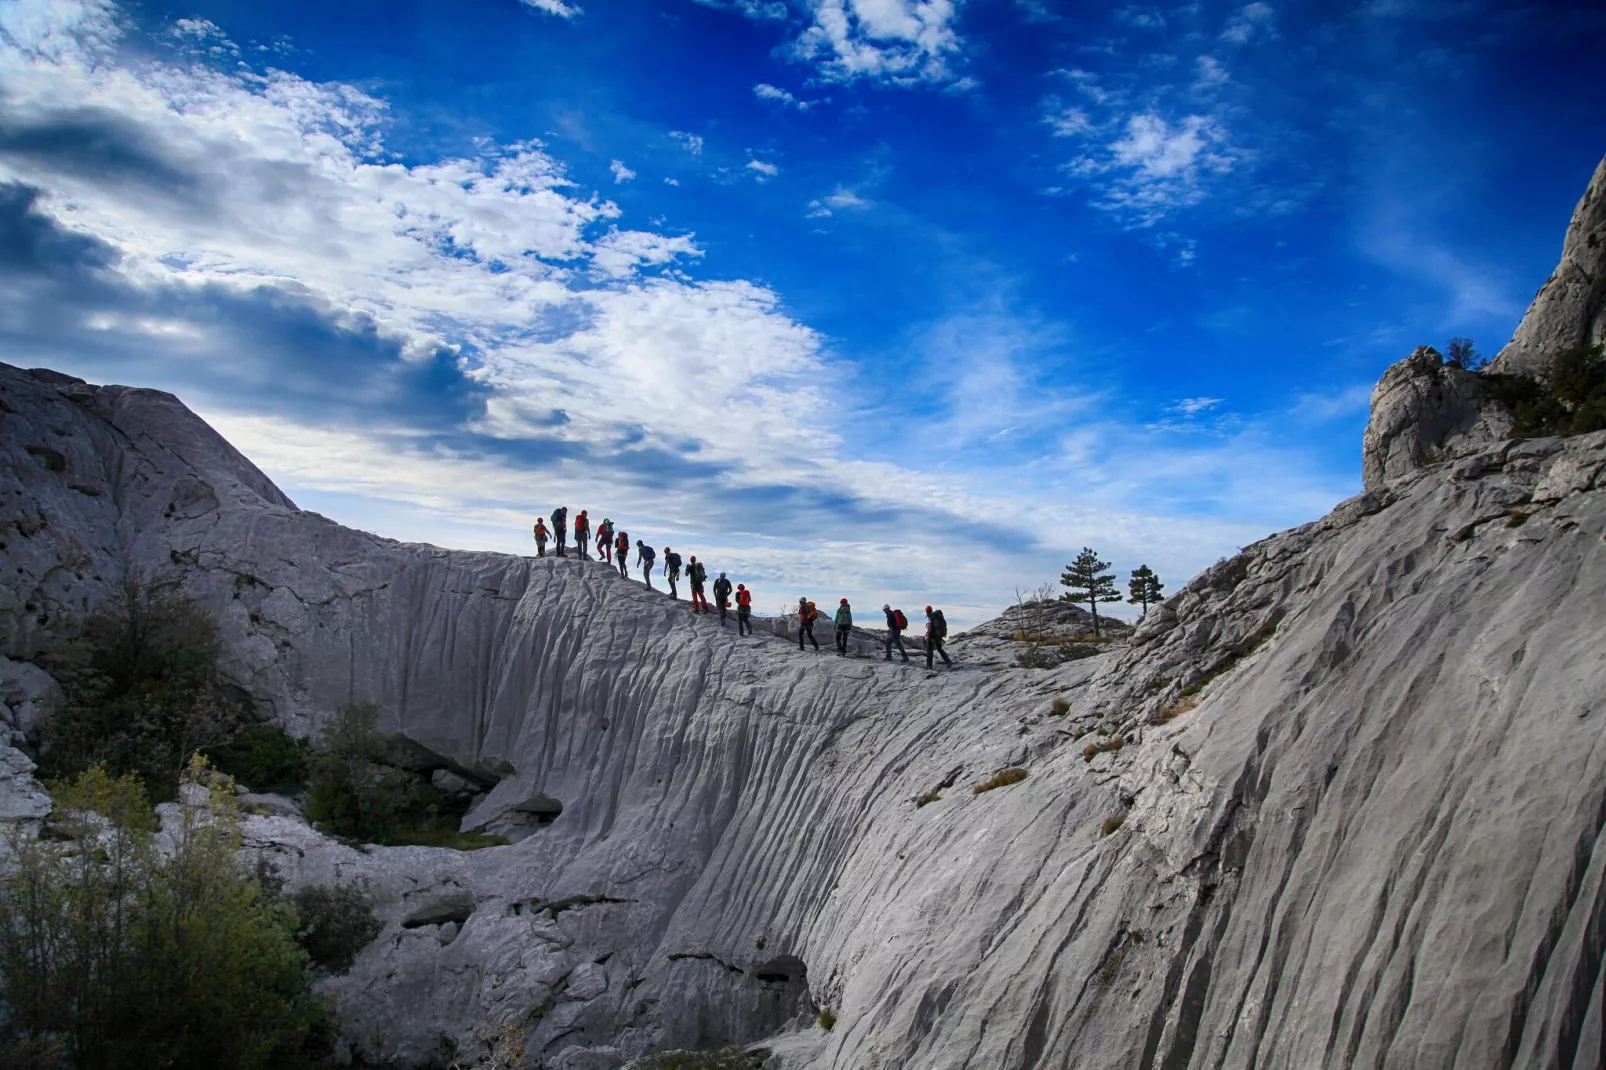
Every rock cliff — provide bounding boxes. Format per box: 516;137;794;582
5;157;1606;1070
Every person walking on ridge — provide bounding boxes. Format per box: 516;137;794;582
532;517;549;558
834;598;853;655
883;604;910;662
614;529;630;577
663;547;682;599
925;605;952;669
713;572;733;626
551;505;568;557
636;540;656;588
736;583;753;636
797;597;820;651
573;510;590;560
597;518;614;563
688;556;708;613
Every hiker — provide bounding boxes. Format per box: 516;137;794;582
687;556;708;613
614;529;630;577
925;605;952;669
636;540;656;588
736;583;753;636
532;517;549;558
797;597;820;651
834;598;853;655
597;518;614;563
551;505;568;557
713;572;733;626
883;604;910;662
573;510;590;560
663;547;682;600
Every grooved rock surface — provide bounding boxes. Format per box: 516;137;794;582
1494;152;1606;377
5;355;1606;1070
1360;345;1513;491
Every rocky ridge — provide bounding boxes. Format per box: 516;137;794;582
3;154;1606;1069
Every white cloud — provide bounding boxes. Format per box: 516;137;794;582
170;18;240;58
669;130;704;155
792;0;968;86
610;159;636;183
1194;55;1229;88
1171;397;1224;415
806;185;872;216
1112;113;1215;177
519;0;583;17
746;158;780;178
754;82;816;110
693;0;788;19
1046;105;1092;137
663;176;680;186
1221;1;1275;42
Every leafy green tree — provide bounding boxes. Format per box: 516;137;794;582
1060;547;1121;638
1128;565;1165;616
287;881;383;975
42;571;238;799
0;759;328;1069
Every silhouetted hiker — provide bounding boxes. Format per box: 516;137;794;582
574;510;590;560
798;597;820;651
736;584;752;636
713;572;733;625
663;548;682;599
532;518;549;558
636;541;656;588
688;556;708;612
551;506;568;557
834;598;853;655
597;518;614;563
883;604;910;662
925;606;952;669
614;530;630;577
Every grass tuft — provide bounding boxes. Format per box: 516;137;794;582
973;768;1030;794
1099;814;1126;837
1049;696;1071;716
817;1009;837;1031
914;792;941;808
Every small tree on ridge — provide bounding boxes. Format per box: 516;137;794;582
1060;547;1121;638
1128;565;1164;617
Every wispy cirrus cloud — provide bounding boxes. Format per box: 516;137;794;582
520;0;583;18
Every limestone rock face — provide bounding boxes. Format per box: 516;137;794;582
1494;152;1606;376
6;349;1606;1070
1360;345;1513;491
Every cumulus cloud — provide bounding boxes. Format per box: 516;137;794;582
746;158;780;178
754;82;816;110
1221;1;1275;42
519;0;583;17
610;158;636;183
793;0;967;85
805;186;871;217
669;130;704;155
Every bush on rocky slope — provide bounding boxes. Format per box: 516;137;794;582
1481;341;1606;437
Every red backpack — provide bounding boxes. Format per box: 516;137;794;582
892;609;908;630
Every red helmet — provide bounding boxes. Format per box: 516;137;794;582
840;598;848;604
925;605;933;613
690;555;697;562
737;583;746;590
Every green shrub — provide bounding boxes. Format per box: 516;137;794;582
1049;696;1070;716
817;1009;837;1031
305;703;505;850
1099;814;1126;837
914;792;941;808
0;760;328;1068
207;723;308;795
1482;342;1606;437
973;768;1029;794
631;1048;765;1070
41;573;240;800
288;882;383;974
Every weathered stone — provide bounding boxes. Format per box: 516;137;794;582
1493;151;1606;377
1360;345;1513;490
0;743;51;831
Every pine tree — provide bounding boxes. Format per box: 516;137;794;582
1060;547;1121;637
1128;565;1164;616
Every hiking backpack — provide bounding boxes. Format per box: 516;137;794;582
892;609;908;630
932;609;947;639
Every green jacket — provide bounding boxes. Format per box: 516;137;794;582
834;605;852;629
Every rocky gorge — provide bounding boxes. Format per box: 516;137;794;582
3;151;1606;1069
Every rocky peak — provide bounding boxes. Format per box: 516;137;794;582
1493;151;1606;377
1360;344;1512;490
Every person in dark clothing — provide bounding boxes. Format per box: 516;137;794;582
883;604;910;662
597;519;614;563
663;548;682;599
636;541;656;588
736;584;752;636
532;518;549;557
687;557;708;612
713;572;733;625
797;598;820;651
925;605;952;669
834;598;853;655
614;530;630;577
573;510;590;560
551;506;568;557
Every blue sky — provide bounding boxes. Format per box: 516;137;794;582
1;0;1603;624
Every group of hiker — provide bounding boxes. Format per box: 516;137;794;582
533;507;955;669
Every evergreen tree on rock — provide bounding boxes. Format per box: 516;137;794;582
1060;547;1121;637
1128;565;1164;617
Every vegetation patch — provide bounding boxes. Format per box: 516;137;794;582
286;882;383;975
1153;696;1199;724
1480;342;1606;437
1082;737;1125;762
1049;696;1071;716
817;1009;837;1031
972;768;1030;794
1099;815;1126;837
206;722;309;796
1506;510;1531;528
914;792;942;808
